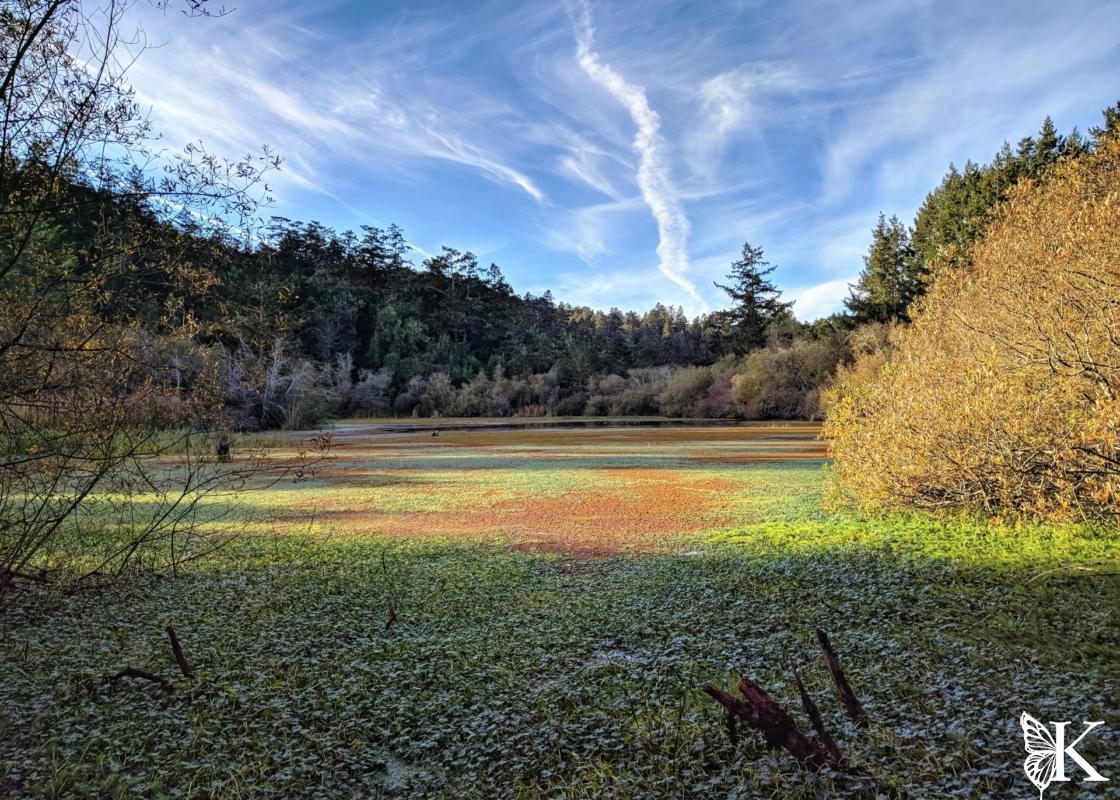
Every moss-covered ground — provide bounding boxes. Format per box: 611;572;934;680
2;422;1116;798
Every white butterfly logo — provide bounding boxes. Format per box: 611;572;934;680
1021;712;1059;799
1020;712;1109;798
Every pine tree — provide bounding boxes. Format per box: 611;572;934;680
1032;116;1061;172
714;243;792;354
845;214;920;323
909;114;1080;284
1090;100;1120;142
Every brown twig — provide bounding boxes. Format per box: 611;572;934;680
102;666;174;693
794;666;844;765
817;629;866;726
166;626;193;678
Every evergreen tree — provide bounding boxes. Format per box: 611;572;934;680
909;115;1077;283
714;243;792;354
1090;100;1120;142
1032;116;1061;172
845;214;921;323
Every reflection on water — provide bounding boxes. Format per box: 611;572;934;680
339;418;815;438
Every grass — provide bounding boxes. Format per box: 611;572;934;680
1;423;1117;798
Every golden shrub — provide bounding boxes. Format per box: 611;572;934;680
823;136;1120;520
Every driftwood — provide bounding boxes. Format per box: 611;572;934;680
817;629;866;726
703;678;838;769
166;626;193;678
702;630;867;772
102;666;175;693
794;666;844;765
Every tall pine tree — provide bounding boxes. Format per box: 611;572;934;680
909;115;1076;280
714;243;792;354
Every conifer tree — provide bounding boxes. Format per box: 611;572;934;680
845;214;920;323
714;243;792;354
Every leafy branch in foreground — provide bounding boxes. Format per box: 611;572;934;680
0;0;286;608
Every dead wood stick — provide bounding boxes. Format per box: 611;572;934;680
385;594;398;632
703;679;833;770
817;629;866;726
736;677;835;766
381;551;398;632
103;666;175;693
166;626;193;678
793;666;844;765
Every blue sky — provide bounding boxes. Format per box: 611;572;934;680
128;0;1120;320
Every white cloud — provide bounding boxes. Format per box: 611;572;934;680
539;195;643;262
541;265;674;312
574;0;706;312
821;2;1120;204
126;4;548;207
788;277;854;322
558;150;624;201
688;63;804;174
115;0;1120;316
418;126;545;203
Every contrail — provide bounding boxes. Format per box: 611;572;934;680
574;0;706;311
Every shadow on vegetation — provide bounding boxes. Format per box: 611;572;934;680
2;532;1115;798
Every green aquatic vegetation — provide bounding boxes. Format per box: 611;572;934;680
1;425;1116;799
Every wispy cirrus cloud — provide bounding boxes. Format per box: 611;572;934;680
688;63;805;176
573;0;706;311
128;3;548;207
119;0;1120;320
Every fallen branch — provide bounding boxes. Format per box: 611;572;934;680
817;629;866;725
102;666;174;693
794;666;844;765
166;626;193;678
703;679;835;770
702;630;870;774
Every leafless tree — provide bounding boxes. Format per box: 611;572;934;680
0;1;315;608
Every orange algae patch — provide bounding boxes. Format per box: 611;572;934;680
303;468;739;557
261;423;825;557
430;425;815;450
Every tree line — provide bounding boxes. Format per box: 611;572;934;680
8;106;1109;432
3;0;1116;604
166;110;1113;429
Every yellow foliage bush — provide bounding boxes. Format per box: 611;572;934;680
823;136;1120;520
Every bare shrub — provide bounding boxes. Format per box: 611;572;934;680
0;1;306;606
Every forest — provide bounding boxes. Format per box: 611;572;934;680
8;99;1108;431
